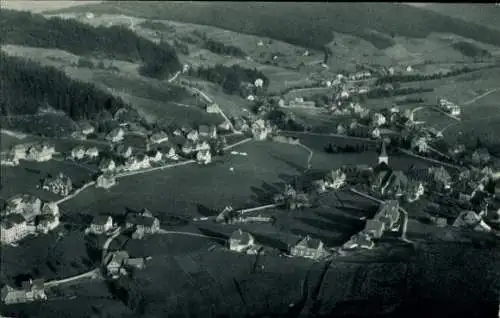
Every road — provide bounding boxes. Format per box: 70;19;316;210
223;137;252;151
44;268;102;288
463;87;499;105
157;228;227;243
192;202;279;222
398;148;462;170
279;130;378;143
297;143;314;170
101;227;123;262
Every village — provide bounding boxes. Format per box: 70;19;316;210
1;62;500;307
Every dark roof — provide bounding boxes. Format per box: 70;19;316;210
295;235;322;249
36;214;56;225
1;213;25;228
230;229;252;245
92;215;111;226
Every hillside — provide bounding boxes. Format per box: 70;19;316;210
418;4;500;32
0;9;181;79
47;2;500;50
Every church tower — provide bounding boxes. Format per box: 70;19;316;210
378;141;389;165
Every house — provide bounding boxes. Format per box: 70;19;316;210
218;121;232;131
324;169;346;189
472;148;491;165
429;166;452;190
147;150;163;163
96;173;116;189
41;202;60;216
35;214;59;234
206;103;220;113
196;140;211;152
41;173;73;196
125;212;160;235
105;251;130;277
186;129;199;142
1;279;46;305
371;127;381;139
71;146;86;160
372;200;400;231
10;144;29;160
1;153;19;166
336;124;346;135
372;113;387;127
149;131;169;144
411;137;429;153
363;219;386;239
85;147;99;158
229;229;255;252
0;214;34;244
406;181;425;202
106;128;125;143
80;122;95;135
289;236;328;260
312;180;327;193
372;168;409;198
196;149;212;165
89;215;113;234
453;211;491;232
116;144;132;159
343;232;374;250
165;147;179;160
132;154;151;170
99;158;116;172
251;119;272;141
4;194;42;217
254;78;264;88
182;141;196;155
26;143;55;162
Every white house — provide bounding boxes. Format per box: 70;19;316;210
411;137;429;153
186;129;199;142
254;78;264;88
206;103;220;113
71;146;86;160
80;123;95;135
96;174;116;189
89;215;113;234
147;150;162;163
116;144;132;159
229;229;255;252
218;121;232;131
325;169;346;189
36;214;60;234
196;149;212;165
106;128;125;143
371;127;381;139
85;147;99;159
372;113;387;127
251;119;271;141
165;147;179;160
247;95;255;101
0;214;35;245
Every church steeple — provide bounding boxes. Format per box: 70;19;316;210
378;141;388;165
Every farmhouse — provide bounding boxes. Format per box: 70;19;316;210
453;211;491;232
371;113;387;127
26;142;55;162
41;173;73;196
106;128;125;143
289;236;328;260
196;140;211;152
196;149;212;165
371;164;409;198
406;181;425;202
182;141;197;155
71;146;86;160
125;211;160;235
147;150;163;163
312;180;327;193
41;202;60;216
165;147;179;160
324;169;346;189
251;119;272;141
343;232;374;250
99;158;116;172
149;131;169;144
104;251;130;277
411;137;429;153
4;194;42;217
85;147;99;158
363;219;386;239
0;214;35;244
96;173;116;189
35;214;60;234
218;121;232;131
429;166;452;190
229;229;255;252
472;148;491;165
89;215;113;234
1;279;47;305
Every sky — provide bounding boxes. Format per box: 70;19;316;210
1;0;101;13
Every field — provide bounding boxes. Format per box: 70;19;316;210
0;229;93;287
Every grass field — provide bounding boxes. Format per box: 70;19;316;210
0;229;93;287
0;158;96;201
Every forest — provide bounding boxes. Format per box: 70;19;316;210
0;10;181;79
187;64;269;96
0;53;129;120
203;39;247;58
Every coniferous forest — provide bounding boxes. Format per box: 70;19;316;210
0;10;181;79
0;53;128;120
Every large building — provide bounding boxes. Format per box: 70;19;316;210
289;235;328;260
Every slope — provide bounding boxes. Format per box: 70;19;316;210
46;2;500;50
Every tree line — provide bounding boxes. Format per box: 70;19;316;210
1;10;181;79
0;53;129;120
187;64;269;95
203;39;247;58
374;66;481;85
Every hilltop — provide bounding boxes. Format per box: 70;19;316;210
47;2;500;51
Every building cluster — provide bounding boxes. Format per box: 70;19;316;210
70;146;99;160
343;200;401;250
96;173;117;189
273;184;312;210
312;169;347;194
286;97;316;109
88;215;114;235
125;208;160;239
438;98;461;116
41;173;73;196
103;250;145;279
251;119;273;141
9;142;56;162
1;195;60;245
1;279;47;305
